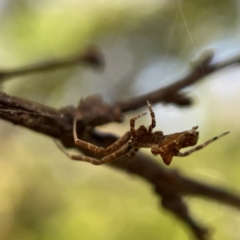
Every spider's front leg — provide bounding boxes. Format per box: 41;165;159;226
176;131;229;157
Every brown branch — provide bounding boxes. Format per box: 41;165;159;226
0;91;239;240
0;47;104;81
1;50;240;239
116;50;240;112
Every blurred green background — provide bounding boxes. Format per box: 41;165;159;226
0;0;240;239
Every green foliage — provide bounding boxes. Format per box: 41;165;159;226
0;1;240;239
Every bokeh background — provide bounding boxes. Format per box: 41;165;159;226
0;0;240;239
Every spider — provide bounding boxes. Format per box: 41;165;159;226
56;101;229;165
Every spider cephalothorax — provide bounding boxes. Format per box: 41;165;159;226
151;126;199;165
56;101;229;166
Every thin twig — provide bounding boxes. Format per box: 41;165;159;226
0;47;104;81
116;50;240;112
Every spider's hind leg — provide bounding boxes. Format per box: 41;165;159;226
177;131;229;157
55;139;132;165
130;112;147;136
146;100;156;132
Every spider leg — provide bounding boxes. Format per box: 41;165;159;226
146;100;156;132
126;147;139;159
102;143;132;164
55;140;131;165
55;140;102;164
130;112;147;136
177;131;229;157
73;118;131;155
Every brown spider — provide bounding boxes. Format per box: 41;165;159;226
56;101;229;165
